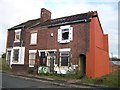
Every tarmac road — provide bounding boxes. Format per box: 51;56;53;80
2;72;64;88
1;72;119;90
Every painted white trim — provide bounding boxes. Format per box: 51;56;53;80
59;48;71;52
29;65;34;67
6;48;12;68
9;47;25;68
14;29;21;42
58;25;73;43
29;50;37;53
60;25;70;29
38;49;57;52
6;48;12;51
29;50;37;67
15;29;21;32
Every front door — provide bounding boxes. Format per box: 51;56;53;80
79;54;86;76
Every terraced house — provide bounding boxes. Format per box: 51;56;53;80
6;8;110;78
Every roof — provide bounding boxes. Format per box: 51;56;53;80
8;11;98;31
8;18;40;30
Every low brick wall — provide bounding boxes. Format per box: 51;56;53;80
11;64;29;74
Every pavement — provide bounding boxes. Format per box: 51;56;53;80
1;71;120;89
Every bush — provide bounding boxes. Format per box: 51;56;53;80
2;58;11;71
2;53;6;58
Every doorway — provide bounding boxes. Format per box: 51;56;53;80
79;54;86;76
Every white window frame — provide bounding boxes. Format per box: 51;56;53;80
10;47;25;65
30;32;37;45
29;50;37;67
58;25;73;43
14;29;21;42
6;48;12;65
38;49;57;67
59;48;70;66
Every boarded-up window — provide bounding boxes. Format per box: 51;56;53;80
30;33;37;44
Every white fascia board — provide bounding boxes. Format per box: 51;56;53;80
59;48;71;52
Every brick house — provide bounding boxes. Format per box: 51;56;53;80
6;8;109;78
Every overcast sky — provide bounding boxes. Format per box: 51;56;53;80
0;0;119;57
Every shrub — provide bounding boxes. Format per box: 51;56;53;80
2;53;6;58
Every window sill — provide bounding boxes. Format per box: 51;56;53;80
29;65;34;67
14;41;20;43
12;61;19;63
59;40;70;43
30;44;37;46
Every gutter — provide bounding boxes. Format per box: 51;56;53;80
47;19;89;28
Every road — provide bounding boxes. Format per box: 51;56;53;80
2;72;65;88
1;72;119;89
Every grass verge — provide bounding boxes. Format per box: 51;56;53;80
0;58;11;72
79;66;119;88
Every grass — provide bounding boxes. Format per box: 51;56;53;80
38;66;119;88
0;58;2;70
79;67;119;88
0;58;11;72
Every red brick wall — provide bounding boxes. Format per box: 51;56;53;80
6;30;14;48
24;22;90;66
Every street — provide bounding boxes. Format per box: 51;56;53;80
2;72;64;88
1;72;119;89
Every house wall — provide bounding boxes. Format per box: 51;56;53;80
24;22;90;67
6;30;14;48
86;17;109;78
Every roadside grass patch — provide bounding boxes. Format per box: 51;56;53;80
80;66;119;88
1;58;11;72
38;70;85;81
0;58;2;70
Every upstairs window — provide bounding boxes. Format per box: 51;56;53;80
15;29;21;42
62;29;69;40
58;25;73;43
30;32;37;45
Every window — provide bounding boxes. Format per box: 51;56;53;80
6;51;11;65
40;52;47;66
30;33;37;44
62;29;69;40
15;29;21;42
58;25;73;43
13;49;19;62
29;52;36;67
60;51;69;66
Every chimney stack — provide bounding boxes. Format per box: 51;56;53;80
40;8;51;22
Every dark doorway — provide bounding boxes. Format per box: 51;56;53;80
79;54;86;76
48;51;55;73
